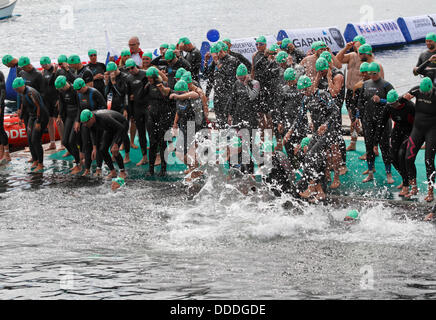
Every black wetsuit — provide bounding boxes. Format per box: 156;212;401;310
77;87;107;170
375;98;415;186
357;78;394;172
292;90;341;189
126;69;148;157
86;62;107;98
55;67;77;84
42;66;59;118
416;50;436;69
144;82;172;175
74;66;94;85
416;59;436;83
58;84;81;164
252;51;270;114
183;48;202;82
0;71;7;147
18;87;49;164
89;110;130;172
212;54;239;126
175;96;196;155
19;68;45;128
286;47;306;64
229;51;252;70
105;73;127;114
405;87;436;185
166;58;192;89
226;78;261;174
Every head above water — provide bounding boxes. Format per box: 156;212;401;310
387;89;399;105
80;109;94;124
315;57;329;72
73;78;86;91
426;32;436;50
18;56;31;71
12;77;25;90
236;63;248;77
111;177;125;191
280;38;292;50
358;44;373;61
175;67;187;79
353;35;366;46
276;51;288;64
284;67;296;82
297;75;312;90
181;71;193;84
2;54;14;67
106;61;118;72
174;80;188;92
55;75;67;90
58;54;68;64
420;77;433;93
359;62;370;73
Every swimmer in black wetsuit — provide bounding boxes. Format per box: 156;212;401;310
68;55;94;87
405;77;436;202
104;62;127;115
80;109;129;179
13;77;49;173
40;56;59;151
0;70;10;163
55;76;82;175
143;67;172;176
125;58;149;166
357;62;395;184
375;89;416;197
74;78;107;177
413;32;436;78
86;49;107;98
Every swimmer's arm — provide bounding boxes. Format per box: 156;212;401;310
176;92;199;100
29;92;42;123
328;73;344;98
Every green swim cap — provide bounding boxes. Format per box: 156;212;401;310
40;56;51;65
210;44;221;54
359;62;370;73
181;72;193;84
232;136;242;148
236;64;248;77
420;77;433;93
367;62;380;73
146;66;159;78
112;177;125;187
222;38;231;44
80;109;93;123
284;67;296;81
2;54;14;66
312;41;326;51
73;78;86;90
165;49;176;61
106;61;117;72
169;44;176;50
315;57;329;71
276;51;288;64
300;137;311;148
346;209;359;220
121;49;131;57
256;36;267;44
358;43;373;55
68;54;81;65
18;56;30;67
219;42;229;52
175;67;187;79
280;38;292;49
144;52;153;59
269;44;280;53
178;37;191;45
387;89;399;104
320;51;332;63
58;54;68;64
88;49;97;56
12;77;25;89
160;43;169;49
54;75;67;89
353;35;366;45
297;75;312;90
125;58;136;68
174;80;188;92
426;32;436;43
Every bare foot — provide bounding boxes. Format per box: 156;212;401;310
119;144;125;151
106;171;117;179
386;173;394;184
57;145;65;151
154;154;161;166
27;158;33;163
123;155;131;164
424;192;434;202
24;147;30;153
94;169;102;177
62;151;71;158
299;185;316;199
136;157;149;166
71;165;82;175
404;186;418;199
130;143;139;149
45;143;57;151
119;171;127;179
34;164;44;173
31;161;38;169
330;179;341;189
82;169;91;177
396;183;403;190
362;174;374;183
374;147;379;157
399;186;409;197
363;168;376;175
358;153;367;160
346;143;356;151
424;213;434;221
339;166;348;175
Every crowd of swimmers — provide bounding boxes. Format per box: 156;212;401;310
1;32;436;218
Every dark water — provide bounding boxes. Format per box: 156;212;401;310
1;0;436;300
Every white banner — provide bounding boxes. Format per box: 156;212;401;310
397;14;436;42
277;27;346;53
344;20;406;47
230;35;278;63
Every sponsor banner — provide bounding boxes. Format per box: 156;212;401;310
397;14;436;43
230;35;278;62
344;20;406;47
277;27;346;53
